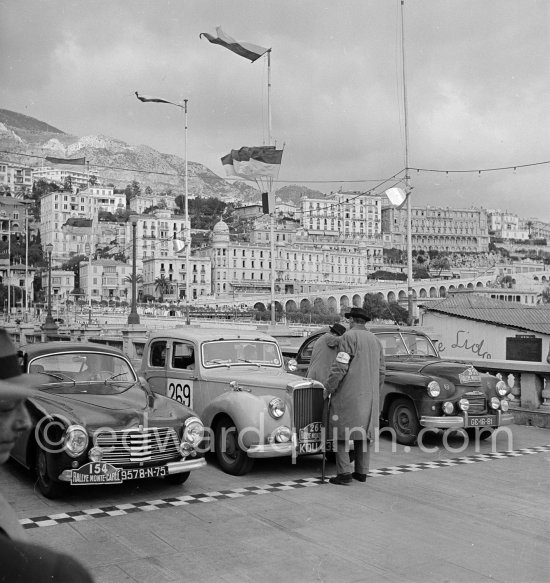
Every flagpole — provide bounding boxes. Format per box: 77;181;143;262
184;98;191;325
267;50;276;325
401;0;414;325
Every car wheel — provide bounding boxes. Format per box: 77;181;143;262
388;398;420;446
35;447;66;499
214;419;254;476
466;427;495;441
164;471;190;485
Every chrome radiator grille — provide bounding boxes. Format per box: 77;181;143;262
293;385;325;430
464;393;487;415
94;427;181;467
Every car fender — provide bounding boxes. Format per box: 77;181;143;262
202;391;291;449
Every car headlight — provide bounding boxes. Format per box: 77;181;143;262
496;380;508;397
490;397;500;410
286;359;298;372
268;397;286;419
427;381;441;397
458;398;470;412
442;401;454;415
501;399;509;412
64;425;89;458
182;416;204;447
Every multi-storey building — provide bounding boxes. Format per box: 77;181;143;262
141;255;212;301
79;259;132;303
128;191;176;214
40;269;75;307
486;209;528;240
196;219;384;299
32;166;99;191
301;190;384;239
40;187;126;262
0;162;33;195
519;218;550;241
381;205;490;253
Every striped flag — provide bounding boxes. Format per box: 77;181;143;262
221;146;283;179
135;92;180;107
45;156;86;166
200;27;269;63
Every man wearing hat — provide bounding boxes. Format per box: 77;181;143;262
323;308;385;485
306;322;346;385
0;329;93;582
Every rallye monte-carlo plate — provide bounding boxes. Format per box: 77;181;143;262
298;422;334;454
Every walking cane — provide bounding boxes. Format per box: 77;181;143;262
321;393;331;484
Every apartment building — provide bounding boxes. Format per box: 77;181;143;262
0;162;33;195
382;205;490;253
32;166;99;191
128;191;176;214
486;209;529;240
79;259;132;302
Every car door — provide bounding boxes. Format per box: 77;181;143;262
165;340;199;411
142;339;168;395
295;334;322;377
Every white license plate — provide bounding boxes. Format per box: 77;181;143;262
467;416;495;427
119;466;168;480
298;440;334;454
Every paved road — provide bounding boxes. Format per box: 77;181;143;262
2;425;549;583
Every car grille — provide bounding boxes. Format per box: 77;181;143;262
464;392;487;415
94;427;181;467
293;385;325;430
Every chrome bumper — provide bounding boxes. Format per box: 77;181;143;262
420;411;515;430
58;457;207;482
247;443;293;458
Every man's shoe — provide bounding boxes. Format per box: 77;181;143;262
352;472;367;482
329;473;352;485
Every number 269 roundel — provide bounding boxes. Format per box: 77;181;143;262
167;379;193;408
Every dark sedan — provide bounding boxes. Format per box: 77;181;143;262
283;326;514;445
12;342;206;498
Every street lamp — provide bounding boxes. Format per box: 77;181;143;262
42;243;58;337
127;214;140;325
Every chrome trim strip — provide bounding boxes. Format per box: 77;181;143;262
247;443;293;458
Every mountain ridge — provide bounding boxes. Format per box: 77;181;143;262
0;108;324;205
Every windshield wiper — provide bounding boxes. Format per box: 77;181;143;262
237;359;261;367
38;372;76;385
104;372;134;383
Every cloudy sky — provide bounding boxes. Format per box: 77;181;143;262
1;0;549;220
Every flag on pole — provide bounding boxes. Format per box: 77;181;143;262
221;146;283;179
45;156;86;166
135;92;180;107
200;27;269;62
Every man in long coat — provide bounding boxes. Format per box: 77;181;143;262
306;323;346;384
323;308;385;485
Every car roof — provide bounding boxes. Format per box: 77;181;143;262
148;328;278;343
20;341;128;358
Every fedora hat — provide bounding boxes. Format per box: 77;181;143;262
329;323;346;336
0;329;42;400
344;307;371;322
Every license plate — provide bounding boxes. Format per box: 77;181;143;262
467;415;496;427
119;466;168;480
71;462;122;485
298;440;334;454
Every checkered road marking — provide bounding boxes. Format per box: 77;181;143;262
20;444;550;530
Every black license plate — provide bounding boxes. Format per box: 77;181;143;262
298;440;334;454
119;466;168;480
466;415;495;428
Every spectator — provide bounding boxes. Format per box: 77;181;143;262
0;328;93;582
306;323;346;384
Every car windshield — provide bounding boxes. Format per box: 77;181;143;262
376;332;438;357
202;340;282;368
29;351;137;394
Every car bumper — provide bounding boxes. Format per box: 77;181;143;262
58;457;207;482
247;443;294;458
420;412;515;429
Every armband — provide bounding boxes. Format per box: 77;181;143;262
335;351;351;364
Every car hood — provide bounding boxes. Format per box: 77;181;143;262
388;357;483;386
202;366;322;391
28;383;183;430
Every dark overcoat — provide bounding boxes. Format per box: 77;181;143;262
324;327;385;440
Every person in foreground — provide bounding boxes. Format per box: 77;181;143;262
322;308;386;485
306;322;346;384
0;328;93;582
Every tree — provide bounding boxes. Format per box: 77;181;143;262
154;274;170;301
362;293;408;324
429;256;450;277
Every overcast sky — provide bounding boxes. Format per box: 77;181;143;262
1;0;549;220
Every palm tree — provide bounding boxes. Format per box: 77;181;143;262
154;274;169;302
123;273;143;300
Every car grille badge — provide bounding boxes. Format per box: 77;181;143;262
459;366;481;384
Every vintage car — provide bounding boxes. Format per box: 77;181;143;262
139;329;327;475
12;341;206;498
283;325;514;445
